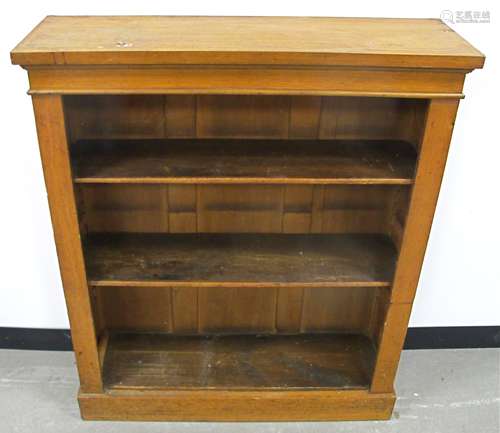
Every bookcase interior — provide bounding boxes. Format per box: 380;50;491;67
64;94;427;391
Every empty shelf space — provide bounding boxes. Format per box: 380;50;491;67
72;139;417;185
103;333;375;391
84;233;397;287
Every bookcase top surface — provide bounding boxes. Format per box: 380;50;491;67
11;16;484;69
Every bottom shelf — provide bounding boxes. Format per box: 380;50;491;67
102;333;375;391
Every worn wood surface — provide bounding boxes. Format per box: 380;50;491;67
84;233;397;287
31;95;102;392
73;139;416;185
103;333;375;390
12;16;484;69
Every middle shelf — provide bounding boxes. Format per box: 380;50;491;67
72;139;417;185
84;233;397;288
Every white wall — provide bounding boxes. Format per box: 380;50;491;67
1;0;498;329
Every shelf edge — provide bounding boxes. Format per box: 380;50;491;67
89;280;392;288
74;177;414;185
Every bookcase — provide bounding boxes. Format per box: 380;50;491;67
11;16;484;421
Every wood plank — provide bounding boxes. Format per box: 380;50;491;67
196;185;283;232
94;285;387;336
196;95;289;138
289;96;322;139
73;139;416;185
102;333;375;390
79;184;168;233
371;99;461;394
171;287;199;333
276;287;304;333
26;66;467;97
319;97;425;141
64;95;164;140
198;287;278;333
32;95;102;392
167;185;197;233
84;233;397;288
12;17;484;69
95;286;172;331
301;287;376;332
283;185;314;233
370;303;412;393
164;95;196;137
321;185;403;234
391;99;460;303
65;95;427;143
79;183;407;236
79;388;395;421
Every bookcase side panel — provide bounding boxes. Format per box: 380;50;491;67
391;99;460;304
32;95;103;393
371;98;460;393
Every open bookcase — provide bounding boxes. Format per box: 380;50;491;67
12;16;483;421
69;93;420;394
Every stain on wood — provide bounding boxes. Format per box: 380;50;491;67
103;333;375;390
72;139;416;185
84;233;397;287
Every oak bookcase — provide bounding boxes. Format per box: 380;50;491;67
11;16;484;421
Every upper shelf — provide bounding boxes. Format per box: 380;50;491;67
72;139;417;185
11;16;484;69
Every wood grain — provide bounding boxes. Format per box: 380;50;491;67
370;303;412;393
77;183;410;240
96;286;172;331
84;233;397;288
12;16;484;69
103;333;375;390
369;99;461;394
92;285;385;336
32;95;102;392
196;185;283;233
196;95;290;138
301;287;376;332
391;99;460;303
72;139;416;185
79;388;395;421
65;95;428;145
198;287;278;333
79;184;168;233
65;95;164;141
27;66;467;97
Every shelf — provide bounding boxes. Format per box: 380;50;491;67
73;139;416;185
84;233;396;287
103;333;375;390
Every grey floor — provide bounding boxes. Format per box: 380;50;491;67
0;348;499;432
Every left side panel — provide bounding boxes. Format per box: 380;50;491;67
32;95;103;393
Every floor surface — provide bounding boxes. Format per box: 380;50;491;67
0;348;499;432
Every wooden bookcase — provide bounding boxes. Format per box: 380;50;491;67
11;16;484;421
